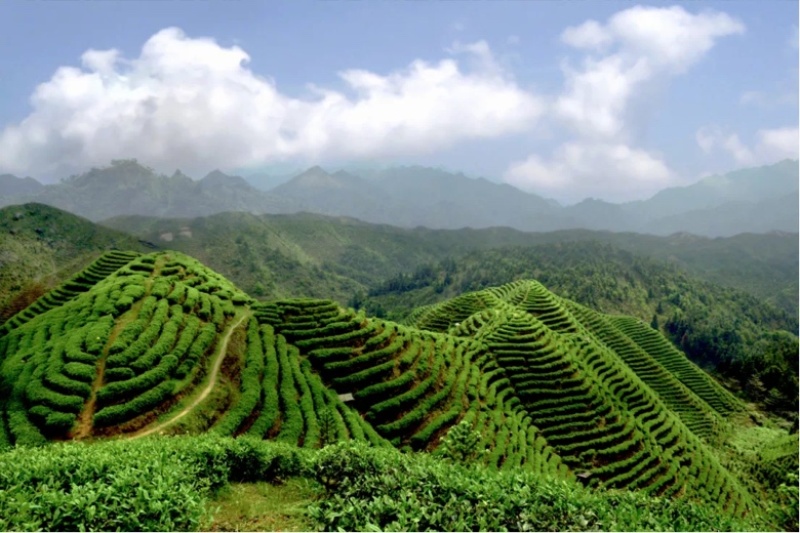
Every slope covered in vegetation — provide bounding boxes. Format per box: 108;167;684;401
364;242;799;420
98;209;797;315
1;249;780;526
4;203;793;421
0;203;150;322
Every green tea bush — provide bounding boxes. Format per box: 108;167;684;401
247;325;280;438
175;323;216;378
276;339;304;444
104;366;136;382
93;379;175;427
62;362;97;383
0;436;312;532
26;378;85;412
436;419;484;464
214;320;264;436
308;442;757;532
97;355;178;406
84;315;114;354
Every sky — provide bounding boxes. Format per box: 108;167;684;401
0;0;797;204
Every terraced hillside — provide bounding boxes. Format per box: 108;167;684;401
0;251;755;516
403;280;750;513
0;250;141;333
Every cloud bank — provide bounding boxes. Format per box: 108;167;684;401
696;126;799;165
504;5;746;202
0;5;791;203
0;28;542;179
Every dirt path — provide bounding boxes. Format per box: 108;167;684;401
74;256;166;439
130;310;250;439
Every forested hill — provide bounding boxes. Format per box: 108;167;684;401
362;243;799;420
100;209;798;315
0;203;150;322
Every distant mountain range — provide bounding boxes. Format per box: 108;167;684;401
0;159;300;221
1;158;796;237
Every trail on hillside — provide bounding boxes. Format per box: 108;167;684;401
73;301;146;439
130;310;250;439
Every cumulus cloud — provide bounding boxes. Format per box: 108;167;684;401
506;5;744;201
555;5;743;141
756;127;799;160
505;141;673;203
0;28;543;179
695;125;799;164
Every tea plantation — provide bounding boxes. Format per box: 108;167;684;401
0;250;796;531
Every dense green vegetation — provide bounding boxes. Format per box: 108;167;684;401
0;249;796;531
4;203;795;421
0;435;773;532
100;210;797;314
0;203;149;322
362;242;798;420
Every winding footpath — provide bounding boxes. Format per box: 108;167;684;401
130;309;250;439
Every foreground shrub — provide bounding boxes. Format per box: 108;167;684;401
0;436;771;532
0;436;311;532
309;442;759;532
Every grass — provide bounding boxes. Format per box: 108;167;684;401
205;479;317;532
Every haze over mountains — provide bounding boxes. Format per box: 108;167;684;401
0;158;796;237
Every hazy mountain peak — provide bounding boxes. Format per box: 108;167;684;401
201;169;228;180
281;166;343;189
199;169;255;191
0;174;43;196
64;160;160;189
170;169;193;182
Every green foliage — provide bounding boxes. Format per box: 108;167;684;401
772;470;799;532
0;436;312;532
214;319;265;436
363;242;796;418
308;442;757;532
437;419;484;464
93;380;175;427
0;247;790;526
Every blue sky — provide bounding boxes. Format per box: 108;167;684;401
0;0;796;203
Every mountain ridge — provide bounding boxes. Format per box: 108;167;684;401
2;159;796;237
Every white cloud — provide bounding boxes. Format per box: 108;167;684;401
695;125;799;165
0;28;543;178
506;5;744;200
505;141;673;203
757;127;799;160
556;54;651;139
722;134;755;165
695;126;717;153
604;6;744;72
555;5;744;141
561;20;613;50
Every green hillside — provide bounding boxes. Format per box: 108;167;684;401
0;203;150;323
101;210;798;313
364;242;799;419
4;249;794;529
